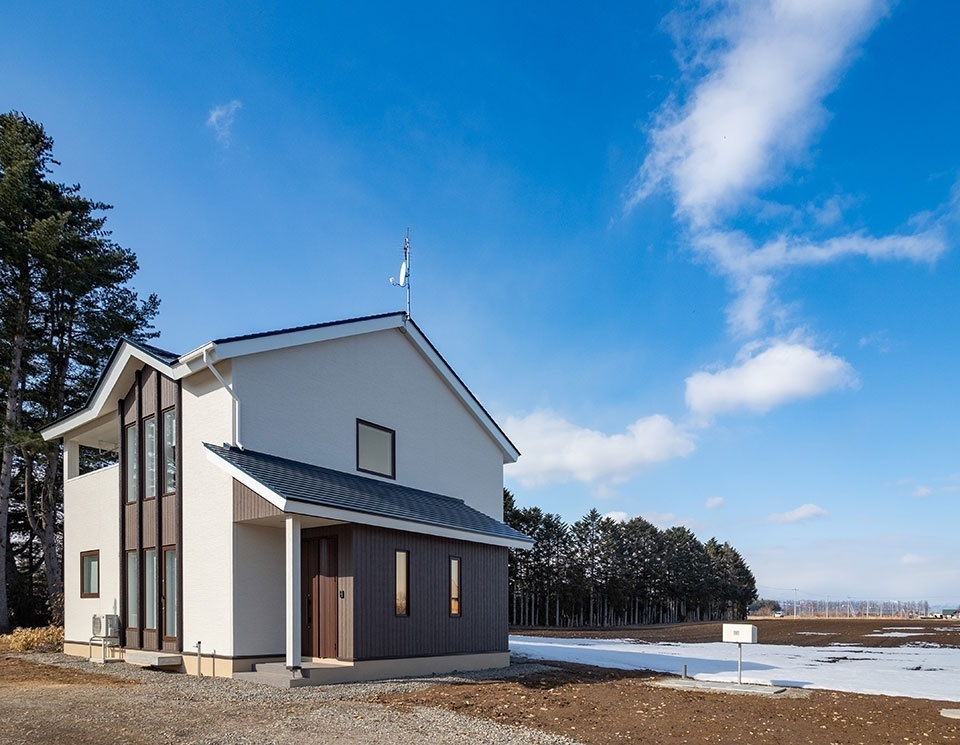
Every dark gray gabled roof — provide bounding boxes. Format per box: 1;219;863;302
205;444;532;546
212;311;405;345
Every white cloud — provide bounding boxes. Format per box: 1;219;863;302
693;225;948;335
685;340;857;417
641;511;681;529
900;553;929;566
769;503;828;524
913;486;933;498
207;99;243;145
630;0;888;226
503;409;695;487
604;511;630;523
705;496;725;509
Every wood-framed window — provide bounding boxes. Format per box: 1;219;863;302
395;550;410;616
449;556;461;617
124;423;137;503
356;419;395;479
161;407;176;494
80;550;100;598
144;548;158;630
163;546;178;639
126;551;139;628
143;416;157;499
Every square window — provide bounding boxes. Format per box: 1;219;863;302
81;551;99;598
357;420;395;478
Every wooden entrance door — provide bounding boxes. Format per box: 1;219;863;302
301;537;338;659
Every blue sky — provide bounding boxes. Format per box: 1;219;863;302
5;0;959;604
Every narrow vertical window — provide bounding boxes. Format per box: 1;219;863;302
163;547;177;638
80;550;99;598
356;419;395;478
126;551;139;628
162;408;176;494
144;416;156;499
125;424;137;503
395;550;409;616
144;548;157;630
450;556;461;617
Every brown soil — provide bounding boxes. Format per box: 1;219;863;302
0;655;137;687
378;618;960;744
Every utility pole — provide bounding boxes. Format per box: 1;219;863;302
793;588;798;620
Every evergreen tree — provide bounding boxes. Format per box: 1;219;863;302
0;111;158;630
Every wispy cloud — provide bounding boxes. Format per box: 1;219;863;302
631;0;889;227
685;338;857;418
705;496;725;509
207;99;243;145
503;409;694;487
913;486;933;498
769;503;828;524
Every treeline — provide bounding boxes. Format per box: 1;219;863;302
504;490;756;627
0;112;157;631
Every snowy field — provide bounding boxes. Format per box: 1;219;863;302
510;634;960;702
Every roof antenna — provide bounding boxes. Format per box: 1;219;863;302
389;229;412;319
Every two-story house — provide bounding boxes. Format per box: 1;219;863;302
41;312;531;686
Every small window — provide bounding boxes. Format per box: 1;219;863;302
450;556;461;617
81;551;99;598
163;547;178;638
126;551;139;628
124;424;137;503
395;550;409;616
144;548;157;630
144;417;157;499
357;420;395;478
162;408;177;494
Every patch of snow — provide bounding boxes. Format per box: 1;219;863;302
796;631;837;636
864;632;931;638
510;635;960;701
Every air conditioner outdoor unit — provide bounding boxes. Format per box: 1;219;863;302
92;613;121;638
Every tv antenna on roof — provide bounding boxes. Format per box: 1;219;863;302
389;229;412;318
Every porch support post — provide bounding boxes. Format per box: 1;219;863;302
285;515;302;670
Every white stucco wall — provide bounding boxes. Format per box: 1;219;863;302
232;523;285;655
180;365;236;655
232;329;505;518
63;464;120;643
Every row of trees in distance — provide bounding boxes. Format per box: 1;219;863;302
504;490;757;627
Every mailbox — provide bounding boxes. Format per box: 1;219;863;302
722;623;757;644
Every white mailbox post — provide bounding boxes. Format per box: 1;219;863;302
722;623;758;684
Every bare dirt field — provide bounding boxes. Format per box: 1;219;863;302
3;618;960;744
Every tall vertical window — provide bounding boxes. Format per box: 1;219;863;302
126;551;139;628
395;550;409;616
356;420;395;478
449;556;461;617
81;550;99;598
144;549;157;630
162;408;176;494
163;547;178;638
144;416;156;499
125;424;137;503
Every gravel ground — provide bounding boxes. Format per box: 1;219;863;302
1;652;581;745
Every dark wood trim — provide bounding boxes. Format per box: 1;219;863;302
135;369;145;646
175;380;183;653
80;550;100;598
356;419;396;479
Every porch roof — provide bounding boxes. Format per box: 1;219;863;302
205;444;533;548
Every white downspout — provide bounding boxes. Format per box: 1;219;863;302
203;348;242;449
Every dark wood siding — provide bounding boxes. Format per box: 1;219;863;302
119;365;181;653
351;525;508;660
232;480;282;521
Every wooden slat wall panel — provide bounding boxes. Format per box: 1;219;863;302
141;369;157;417
351;525;508;660
162;495;177;545
232;480;283;521
141;500;156;548
124;504;139;550
122;386;137;426
160;376;177;409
